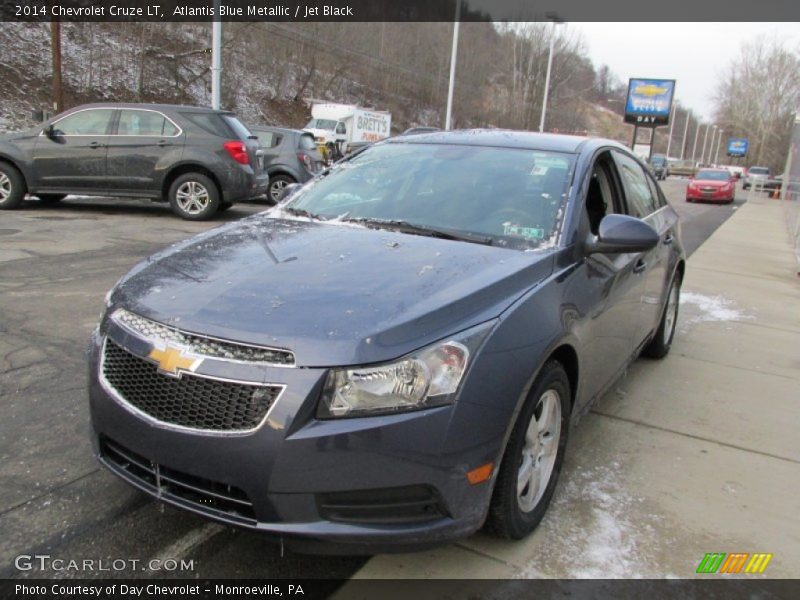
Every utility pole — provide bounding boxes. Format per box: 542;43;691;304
50;20;64;114
680;109;691;160
444;0;461;130
715;130;724;164
708;126;717;165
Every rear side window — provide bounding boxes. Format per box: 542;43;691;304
613;151;657;217
222;115;253;141
299;134;317;150
182;112;232;138
52;109;114;136
117;110;178;136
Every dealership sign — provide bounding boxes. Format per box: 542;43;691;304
727;138;749;157
624;79;676;126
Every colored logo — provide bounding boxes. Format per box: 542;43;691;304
633;84;669;97
148;345;201;377
696;552;773;574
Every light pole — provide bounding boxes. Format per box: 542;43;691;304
691;122;702;162
211;3;222;110
700;124;711;165
715;130;724;164
444;0;462;130
708;126;718;165
680;109;691;160
539;13;564;133
665;104;676;158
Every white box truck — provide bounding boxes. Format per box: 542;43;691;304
304;103;392;159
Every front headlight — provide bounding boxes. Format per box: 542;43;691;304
317;321;494;419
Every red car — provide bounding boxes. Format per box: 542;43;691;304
686;169;736;203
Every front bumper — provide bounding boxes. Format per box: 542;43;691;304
87;322;505;553
686;187;734;202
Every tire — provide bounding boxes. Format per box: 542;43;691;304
37;193;66;204
486;361;571;539
0;162;26;210
642;273;681;359
268;174;296;204
168;173;220;220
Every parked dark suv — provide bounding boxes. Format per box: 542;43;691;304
0;103;269;220
249;126;325;203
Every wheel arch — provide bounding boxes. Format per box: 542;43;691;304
0;155;29;192
161;163;222;202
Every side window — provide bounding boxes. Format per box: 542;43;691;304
612;151;657;217
255;131;274;148
645;174;666;208
117;110;177;136
335;122;346;135
52;109;114;136
272;135;283;148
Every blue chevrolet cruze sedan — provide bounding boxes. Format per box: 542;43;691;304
88;131;685;552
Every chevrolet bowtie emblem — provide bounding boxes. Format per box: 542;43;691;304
148;345;201;377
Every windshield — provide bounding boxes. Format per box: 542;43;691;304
285;142;575;250
696;170;730;181
748;167;769;175
305;119;337;131
651;156;666;166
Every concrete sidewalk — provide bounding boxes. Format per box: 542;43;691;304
340;195;800;583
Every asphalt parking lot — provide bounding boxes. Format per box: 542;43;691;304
0;180;745;579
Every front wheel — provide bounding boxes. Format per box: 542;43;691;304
168;173;220;220
268;174;296;204
643;273;681;359
0;162;26;210
486;361;570;539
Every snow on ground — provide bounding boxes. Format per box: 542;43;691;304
517;462;666;579
679;291;753;327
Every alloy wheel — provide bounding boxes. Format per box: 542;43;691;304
663;283;679;345
517;389;562;513
175;181;210;215
270;179;288;202
0;173;11;201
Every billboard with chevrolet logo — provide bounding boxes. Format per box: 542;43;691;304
624;78;676;126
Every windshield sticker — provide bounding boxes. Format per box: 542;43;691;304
503;224;545;239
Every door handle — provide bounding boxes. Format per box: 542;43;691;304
663;234;674;245
633;259;647;274
157;140;168;147
88;141;105;149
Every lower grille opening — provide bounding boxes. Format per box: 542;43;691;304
100;436;256;523
318;485;448;525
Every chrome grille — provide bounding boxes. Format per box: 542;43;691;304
112;309;294;366
102;340;281;432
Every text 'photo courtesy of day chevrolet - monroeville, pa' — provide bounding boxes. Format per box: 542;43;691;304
0;0;799;598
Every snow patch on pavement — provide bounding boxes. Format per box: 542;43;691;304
679;291;753;326
518;463;660;579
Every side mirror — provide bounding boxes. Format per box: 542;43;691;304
277;182;301;202
585;214;659;255
43;124;56;138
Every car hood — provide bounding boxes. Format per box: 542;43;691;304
112;214;554;367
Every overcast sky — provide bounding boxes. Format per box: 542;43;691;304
570;22;800;122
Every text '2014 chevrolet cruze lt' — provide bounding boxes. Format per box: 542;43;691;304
88;131;685;552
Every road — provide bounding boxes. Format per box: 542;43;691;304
0;179;742;580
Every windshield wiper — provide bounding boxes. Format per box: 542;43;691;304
282;206;325;220
342;217;493;246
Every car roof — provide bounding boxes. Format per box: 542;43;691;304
384;129;615;154
65;103;234;115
